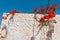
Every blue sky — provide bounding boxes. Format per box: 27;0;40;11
0;0;60;24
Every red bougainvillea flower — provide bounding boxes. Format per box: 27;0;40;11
34;8;38;12
49;3;58;9
10;10;19;16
